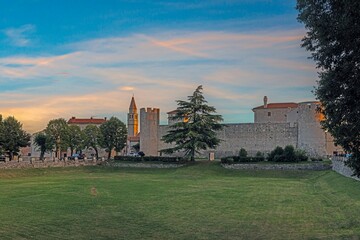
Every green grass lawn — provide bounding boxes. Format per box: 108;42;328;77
0;162;360;239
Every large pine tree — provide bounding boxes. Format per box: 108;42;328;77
161;85;223;161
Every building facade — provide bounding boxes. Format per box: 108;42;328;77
136;96;341;158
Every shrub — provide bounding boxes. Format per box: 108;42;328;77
255;151;265;162
267;146;284;161
283;145;298;162
221;157;233;164
311;157;323;162
232;156;241;162
295;149;308;161
113;156;186;163
239;148;248;158
273;154;286;162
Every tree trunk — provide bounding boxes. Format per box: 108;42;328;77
70;148;74;156
95;148;99;160
107;150;111;160
40;151;45;160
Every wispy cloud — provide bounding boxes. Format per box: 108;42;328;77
0;29;316;132
3;24;36;47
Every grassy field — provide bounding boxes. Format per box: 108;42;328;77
0;162;360;239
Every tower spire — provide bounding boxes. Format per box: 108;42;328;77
128;96;139;137
129;95;137;113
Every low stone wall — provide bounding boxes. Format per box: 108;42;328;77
106;161;185;168
222;162;331;171
332;157;360;181
0;159;101;169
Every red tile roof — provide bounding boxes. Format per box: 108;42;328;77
252;102;298;110
67;117;107;125
167;110;178;114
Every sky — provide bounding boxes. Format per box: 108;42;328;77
0;0;318;133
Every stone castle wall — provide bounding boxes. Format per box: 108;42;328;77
157;123;298;158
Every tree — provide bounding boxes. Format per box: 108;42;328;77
99;117;127;159
297;0;360;176
45;118;68;158
83;125;101;159
34;132;54;160
0;116;30;160
63;125;83;156
160;85;223;161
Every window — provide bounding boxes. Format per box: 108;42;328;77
268;112;271;116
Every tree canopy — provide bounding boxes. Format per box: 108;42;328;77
297;0;360;176
83;124;102;159
45;118;69;158
0;116;30;160
34;132;54;160
99;117;127;159
161;85;223;161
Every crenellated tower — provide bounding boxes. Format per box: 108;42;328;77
127;96;139;137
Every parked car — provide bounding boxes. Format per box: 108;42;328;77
127;152;140;157
0;155;6;162
68;153;85;160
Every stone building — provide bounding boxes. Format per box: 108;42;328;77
127;96;140;154
135;96;341;158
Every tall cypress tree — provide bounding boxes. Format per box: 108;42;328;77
161;85;223;161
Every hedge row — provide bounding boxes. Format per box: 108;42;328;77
113;156;187;163
221;156;265;164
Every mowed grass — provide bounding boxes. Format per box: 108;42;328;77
0;162;360;239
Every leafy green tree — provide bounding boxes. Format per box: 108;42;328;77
0;116;30;160
99;117;127;159
34;132;54;160
297;0;360;176
63;125;83;156
161;85;223;161
239;148;248;158
83;125;101;159
45;118;68;158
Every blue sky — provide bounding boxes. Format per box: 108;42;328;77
0;0;317;132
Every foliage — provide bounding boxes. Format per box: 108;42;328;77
295;149;309;161
221;156;264;164
297;0;360;176
113;156;186;163
239;148;248;158
99;117;127;159
283;145;297;162
0;116;30;160
267;146;284;162
220;157;234;164
45;118;69;157
34;132;54;160
268;145;308;162
63;125;83;155
83;125;102;159
160;85;223;161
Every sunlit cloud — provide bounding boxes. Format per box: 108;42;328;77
0;29;317;133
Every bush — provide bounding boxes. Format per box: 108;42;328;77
239;148;248;158
113;156;186;163
311;157;323;162
283;145;298;162
267;146;284;161
221;157;233;164
255;151;265;161
295;149;308;161
273;154;286;162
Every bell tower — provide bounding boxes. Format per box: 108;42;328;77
127;96;139;137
